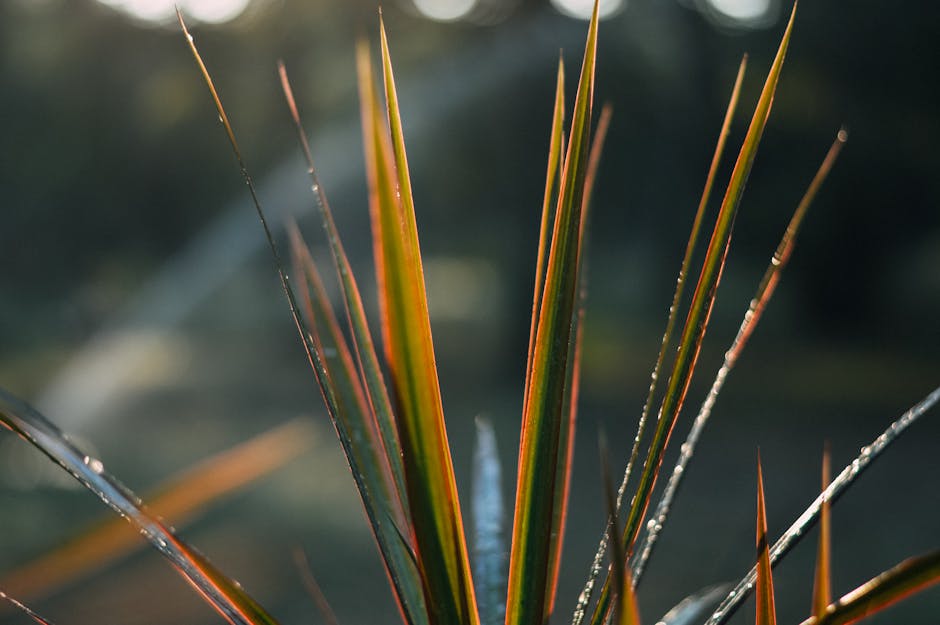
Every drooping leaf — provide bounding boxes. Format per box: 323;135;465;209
376;18;480;625
755;455;777;625
472;417;506;625
797;551;940;625
812;443;833;619
506;2;599;625
630;127;846;584
573;56;746;621
1;419;312;602
0;388;280;625
704;384;940;625
587;7;799;625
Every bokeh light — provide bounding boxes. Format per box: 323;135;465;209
96;0;253;24
412;0;479;22
703;0;774;26
550;0;624;20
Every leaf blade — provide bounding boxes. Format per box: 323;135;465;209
506;3;600;625
756;456;777;625
798;551;940;625
587;7;798;623
812;444;833;619
376;18;480;625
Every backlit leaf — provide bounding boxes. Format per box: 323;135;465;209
506;2;599;624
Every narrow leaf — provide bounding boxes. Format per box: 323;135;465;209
573;57;746;622
288;226;427;625
281;59;409;518
524;56;566;419
812;443;833;618
601;432;641;625
0;590;55;625
179;14;413;625
756;455;777;625
506;2;599;624
630;127;847;584
589;7;798;622
704;384;940;625
798;551;940;625
377;19;480;625
472;417;506;625
2;419;312;602
544;101;612;617
0;388;280;625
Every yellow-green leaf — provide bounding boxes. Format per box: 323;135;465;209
588;7;797;624
506;2;599;625
374;18;479;625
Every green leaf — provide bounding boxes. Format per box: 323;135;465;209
629;126;847;585
544;102;612;617
287;226;427;625
574;59;746;620
280;58;410;519
755;455;777;625
798;551;940;625
506;2;599;625
588;6;798;623
524;55;566;420
375;17;480;625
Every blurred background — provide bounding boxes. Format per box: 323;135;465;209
1;0;938;624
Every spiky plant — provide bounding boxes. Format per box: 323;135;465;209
1;2;938;625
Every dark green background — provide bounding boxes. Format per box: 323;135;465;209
1;1;938;624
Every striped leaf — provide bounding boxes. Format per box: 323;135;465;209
373;18;480;625
506;2;599;625
588;6;798;624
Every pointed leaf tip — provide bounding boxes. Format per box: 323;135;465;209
756;455;776;625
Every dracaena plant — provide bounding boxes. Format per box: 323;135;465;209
1;1;938;625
